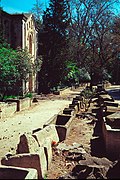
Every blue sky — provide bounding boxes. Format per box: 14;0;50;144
1;0;49;14
1;0;120;15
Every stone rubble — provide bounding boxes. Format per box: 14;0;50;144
54;142;116;179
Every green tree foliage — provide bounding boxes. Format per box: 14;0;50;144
15;47;32;81
38;0;70;93
65;62;91;86
0;45;32;99
64;62;79;85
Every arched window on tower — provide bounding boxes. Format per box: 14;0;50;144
29;34;32;54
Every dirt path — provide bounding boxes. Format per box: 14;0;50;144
0;87;84;162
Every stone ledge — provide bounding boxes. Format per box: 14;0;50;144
0;98;32;119
1;153;46;179
44;114;75;141
0;165;38;179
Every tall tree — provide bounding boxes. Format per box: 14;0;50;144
108;16;120;84
38;0;70;93
66;0;120;87
30;0;43;27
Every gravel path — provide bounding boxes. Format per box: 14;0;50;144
0;99;72;160
0;87;82;161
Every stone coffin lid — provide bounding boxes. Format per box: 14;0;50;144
106;112;120;129
106;112;120;119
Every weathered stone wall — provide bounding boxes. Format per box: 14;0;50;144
59;87;71;95
19;98;32;111
0;98;32;119
1;153;46;179
0;102;17;119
